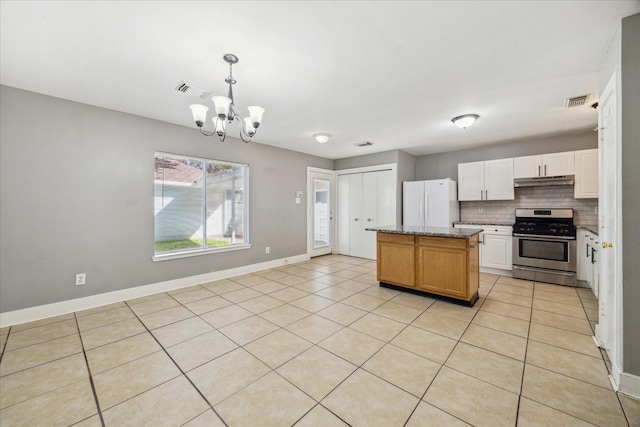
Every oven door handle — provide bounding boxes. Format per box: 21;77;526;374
513;233;575;241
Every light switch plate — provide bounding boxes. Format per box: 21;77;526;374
296;191;303;198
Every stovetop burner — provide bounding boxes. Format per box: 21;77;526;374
513;208;576;238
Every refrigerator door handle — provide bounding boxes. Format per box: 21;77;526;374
424;191;429;226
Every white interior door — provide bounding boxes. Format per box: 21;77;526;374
307;168;334;257
337;175;350;255
596;72;623;385
361;172;378;260
348;174;364;257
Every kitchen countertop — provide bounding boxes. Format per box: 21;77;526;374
366;225;483;238
453;221;514;227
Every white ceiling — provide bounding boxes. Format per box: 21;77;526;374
1;1;638;159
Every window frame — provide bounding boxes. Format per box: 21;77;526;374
152;151;250;262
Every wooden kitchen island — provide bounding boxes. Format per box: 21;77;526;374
366;226;483;306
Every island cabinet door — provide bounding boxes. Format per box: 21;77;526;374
416;237;468;299
377;233;415;287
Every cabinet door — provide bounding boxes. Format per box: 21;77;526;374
377;234;415;287
484;158;514;200
513;155;542;179
458;162;484;201
574;149;598;198
543;151;574;176
482;234;511;270
576;230;588;281
417;245;467;298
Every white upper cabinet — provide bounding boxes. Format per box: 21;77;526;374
457;161;484;201
458;158;514;201
513;151;575;178
574;149;598;198
544;151;575;176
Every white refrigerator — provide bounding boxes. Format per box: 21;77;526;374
403;179;459;227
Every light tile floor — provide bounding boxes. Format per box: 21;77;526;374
1;255;639;426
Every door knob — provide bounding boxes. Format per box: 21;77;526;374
602;242;613;248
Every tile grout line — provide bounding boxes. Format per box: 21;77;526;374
513;279;535;427
123;297;231;427
73;312;106;427
0;325;11;366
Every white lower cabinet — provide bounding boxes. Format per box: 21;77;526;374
454;224;512;273
577;229;599;297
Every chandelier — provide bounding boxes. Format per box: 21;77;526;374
189;53;265;143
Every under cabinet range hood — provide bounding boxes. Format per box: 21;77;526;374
514;175;574;187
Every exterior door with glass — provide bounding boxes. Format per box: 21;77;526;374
307;168;334;257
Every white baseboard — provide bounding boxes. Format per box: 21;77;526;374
619;371;640;400
0;254;310;328
480;267;512;277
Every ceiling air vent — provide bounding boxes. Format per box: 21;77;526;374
175;81;212;100
564;94;590;108
354;141;374;147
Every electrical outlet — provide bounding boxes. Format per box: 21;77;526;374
76;273;86;286
265;246;270;254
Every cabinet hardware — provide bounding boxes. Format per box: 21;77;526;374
538;165;541;177
602;242;613;248
586;243;590;257
367;218;372;222
544;164;547;176
354;218;359;221
591;248;597;264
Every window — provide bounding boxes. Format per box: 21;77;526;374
154;152;249;259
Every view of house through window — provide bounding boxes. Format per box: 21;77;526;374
154;153;248;255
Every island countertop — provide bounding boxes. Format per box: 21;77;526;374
366;225;483;239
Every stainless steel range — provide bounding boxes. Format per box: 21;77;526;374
512;208;577;286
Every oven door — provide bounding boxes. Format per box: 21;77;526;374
512;235;577;272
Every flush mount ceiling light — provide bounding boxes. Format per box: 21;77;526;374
313;133;331;144
451;114;479;129
189;53;264;143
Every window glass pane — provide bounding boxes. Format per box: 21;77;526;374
154;153;248;256
205;161;245;246
313;178;330;248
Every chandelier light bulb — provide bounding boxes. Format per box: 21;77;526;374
247;106;265;128
189;104;209;127
212;96;232;118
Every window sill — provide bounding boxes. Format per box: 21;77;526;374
152;244;252;262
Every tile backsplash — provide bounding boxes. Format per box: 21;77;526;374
460;186;598;228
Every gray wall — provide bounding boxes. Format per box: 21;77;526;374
621;13;640;376
334;150;400;170
0;86;333;313
415;133;597;181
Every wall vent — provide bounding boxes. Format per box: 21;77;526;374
175;81;212;100
564;94;590;108
354;141;374;147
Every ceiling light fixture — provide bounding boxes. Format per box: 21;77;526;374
451;114;479;129
313;133;331;144
189;53;264;143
